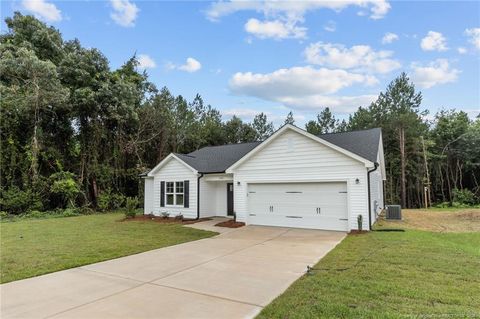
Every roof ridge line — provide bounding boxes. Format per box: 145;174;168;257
319;127;381;136
175;153;196;158
202;141;261;148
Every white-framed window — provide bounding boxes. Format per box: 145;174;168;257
166;181;184;206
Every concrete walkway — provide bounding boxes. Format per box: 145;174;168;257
1;219;346;319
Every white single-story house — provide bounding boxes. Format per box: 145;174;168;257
142;124;386;231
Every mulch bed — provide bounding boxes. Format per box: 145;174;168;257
348;230;369;235
214;220;245;228
122;214;212;225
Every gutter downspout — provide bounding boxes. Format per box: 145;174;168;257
367;162;379;230
196;173;204;220
382;180;386;210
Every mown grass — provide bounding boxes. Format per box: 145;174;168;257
0;213;216;283
258;209;480;318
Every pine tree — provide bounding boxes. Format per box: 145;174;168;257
284;111;295;125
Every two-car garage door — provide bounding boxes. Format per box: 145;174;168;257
247;182;348;231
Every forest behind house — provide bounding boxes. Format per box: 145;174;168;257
1;13;479;216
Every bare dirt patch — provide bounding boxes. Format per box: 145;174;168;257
214;220;245;228
123;215;212;225
377;208;480;232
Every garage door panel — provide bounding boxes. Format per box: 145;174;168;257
247;182;348;231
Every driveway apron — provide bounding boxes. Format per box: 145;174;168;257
1;219;346;319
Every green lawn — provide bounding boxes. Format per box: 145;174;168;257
258;210;480;318
0;213;216;283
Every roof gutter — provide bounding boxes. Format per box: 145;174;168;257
196;173;204;220
367;162;379;230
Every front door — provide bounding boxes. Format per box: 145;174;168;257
227;183;234;216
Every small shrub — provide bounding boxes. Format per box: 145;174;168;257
98;190;126;211
357;214;363;231
0;211;9;220
124;210;136;219
61;208;80;217
111;193;126;210
124;197;138;219
175;213;184;221
25;210;48;219
49;172;80;208
434;201;451;208
451;201;470;208
452;188;478;206
97;192;110;211
161;211;169;219
0;186;43;215
78;206;95;215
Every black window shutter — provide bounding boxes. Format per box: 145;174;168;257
184;180;189;208
160;181;165;207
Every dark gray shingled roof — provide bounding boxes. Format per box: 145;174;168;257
174;141;262;173
174;127;381;173
319;128;381;163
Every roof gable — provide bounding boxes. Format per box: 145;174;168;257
226;125;376;172
147;153;198;176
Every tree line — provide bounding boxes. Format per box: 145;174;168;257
1;13;479;215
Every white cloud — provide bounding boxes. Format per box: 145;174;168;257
206;1;390;21
369;0;391;19
207;1;390;40
278;94;378;113
230;66;377;97
382;32;398;44
22;0;62;22
224;108;265;119
137;54;156;69
179;57;202;72
465;28;480;50
304;42;401;74
457;47;467;54
245;18;306;39
411;59;460;89
110;0;139;27
323;20;336;32
421;31;448;51
167;58;202;73
229;66;378;112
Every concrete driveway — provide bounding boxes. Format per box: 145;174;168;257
1;219;346;319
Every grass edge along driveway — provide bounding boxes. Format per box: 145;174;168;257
257;210;480;319
0;213;217;284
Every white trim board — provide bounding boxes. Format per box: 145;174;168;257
148;153;198;176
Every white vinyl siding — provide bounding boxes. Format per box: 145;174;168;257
152;158;197;219
199;178;215;218
369;148;386;224
199;179;229;217
143;178;154;215
369;170;383;223
232;129;370;231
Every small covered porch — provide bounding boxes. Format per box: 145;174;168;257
199;173;235;218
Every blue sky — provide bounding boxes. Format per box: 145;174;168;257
1;0;479;125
